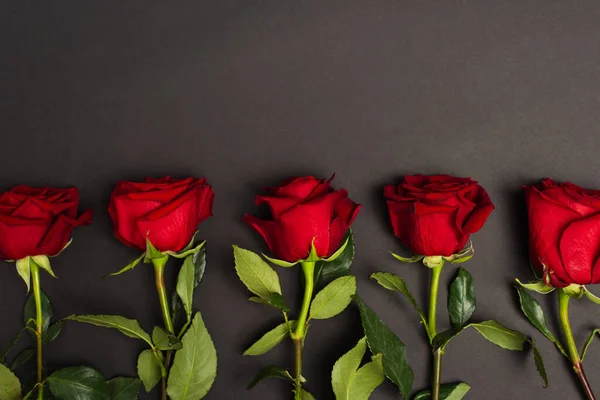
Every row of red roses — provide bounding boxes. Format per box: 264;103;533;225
2;174;599;400
7;175;597;291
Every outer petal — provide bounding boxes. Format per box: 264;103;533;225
524;185;580;284
409;203;464;256
329;201;361;255
462;185;495;234
0;217;49;260
37;209;93;256
559;212;600;285
243;214;304;262
273;176;327;200
137;189;200;252
255;196;299;219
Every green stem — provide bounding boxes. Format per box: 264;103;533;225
152;256;172;400
153;256;174;334
30;259;43;400
428;264;443;400
291;261;315;399
558;289;596;400
432;349;443;400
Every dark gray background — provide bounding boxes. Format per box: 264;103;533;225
1;1;600;399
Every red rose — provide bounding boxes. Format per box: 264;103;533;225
0;186;92;260
243;176;361;263
384;175;494;257
524;179;600;288
109;177;214;252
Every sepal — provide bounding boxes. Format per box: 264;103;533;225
562;284;585;299
515;278;555;294
144;237;166;263
322;236;349;262
390;252;424;263
584;287;600;305
166;240;205;259
443;243;474;264
32;255;57;278
263;254;297;268
263;235;350;267
105;252;145;277
15;258;31;292
423;256;445;269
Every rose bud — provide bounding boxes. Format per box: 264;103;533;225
243;175;361;263
524;179;600;288
0;185;92;261
109;177;214;252
384;175;494;263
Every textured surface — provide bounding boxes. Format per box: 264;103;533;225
2;1;600;398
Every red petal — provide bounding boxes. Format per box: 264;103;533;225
525;185;580;284
559;212;600;284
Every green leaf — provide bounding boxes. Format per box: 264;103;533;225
370;272;428;334
309;276;356;320
248;292;290;313
65;315;152;347
246;366;293;390
471;320;526;351
152;326;182;351
24;290;52;337
515;287;568;357
530;339;549;387
390;252;424;263
106;253;145;277
171;245;207;324
314;230;355;288
167;312;217;400
244;321;296;356
0;363;21;400
355;295;413;399
413;382;470;400
43;321;63;344
15;258;31;292
47;366;109;400
233;246;282;300
301;389;315;400
107;377;141;400
447;268;476;329
10;348;33;370
32;255;57;278
176;254;195;323
515;279;555;294
332;337;385;400
581;328;600;361
137;350;162;393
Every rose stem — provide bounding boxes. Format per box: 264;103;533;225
428;264;444;400
558;289;596;400
30;259;44;400
291;261;316;400
153;256;173;400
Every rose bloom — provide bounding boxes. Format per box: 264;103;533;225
109;177;214;252
0;185;92;260
244;176;361;263
525;179;600;288
384;175;494;257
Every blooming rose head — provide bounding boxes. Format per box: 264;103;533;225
243;176;361;263
109;177;214;252
0;185;92;260
384;174;494;257
524;179;600;288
